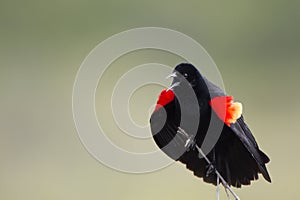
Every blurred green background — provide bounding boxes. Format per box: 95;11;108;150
1;0;300;199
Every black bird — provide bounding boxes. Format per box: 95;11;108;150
150;63;271;191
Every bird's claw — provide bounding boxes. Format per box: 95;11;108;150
177;127;196;152
184;136;196;151
206;163;216;177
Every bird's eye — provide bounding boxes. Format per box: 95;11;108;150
183;73;188;78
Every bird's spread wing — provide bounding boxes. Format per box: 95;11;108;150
230;118;271;182
204;77;271;182
151;76;271;187
150;99;189;160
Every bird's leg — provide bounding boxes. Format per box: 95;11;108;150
206;149;216;177
213;149;220;200
184;136;196;151
216;175;220;200
178;127;240;200
206;163;215;177
224;186;231;200
197;146;240;200
178;127;196;151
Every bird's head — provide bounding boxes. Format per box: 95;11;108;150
167;63;202;91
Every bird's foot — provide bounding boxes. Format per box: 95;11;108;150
178;127;196;151
224;186;231;200
206;163;216;177
184;136;196;151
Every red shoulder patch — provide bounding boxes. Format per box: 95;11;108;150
209;96;243;126
154;89;175;112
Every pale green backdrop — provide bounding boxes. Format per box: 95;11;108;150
1;1;299;199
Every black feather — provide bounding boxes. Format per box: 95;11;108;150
150;63;271;187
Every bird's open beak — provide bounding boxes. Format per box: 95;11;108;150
166;72;180;91
166;81;180;91
165;72;177;79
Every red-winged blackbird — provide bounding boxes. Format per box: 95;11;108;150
150;63;271;188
